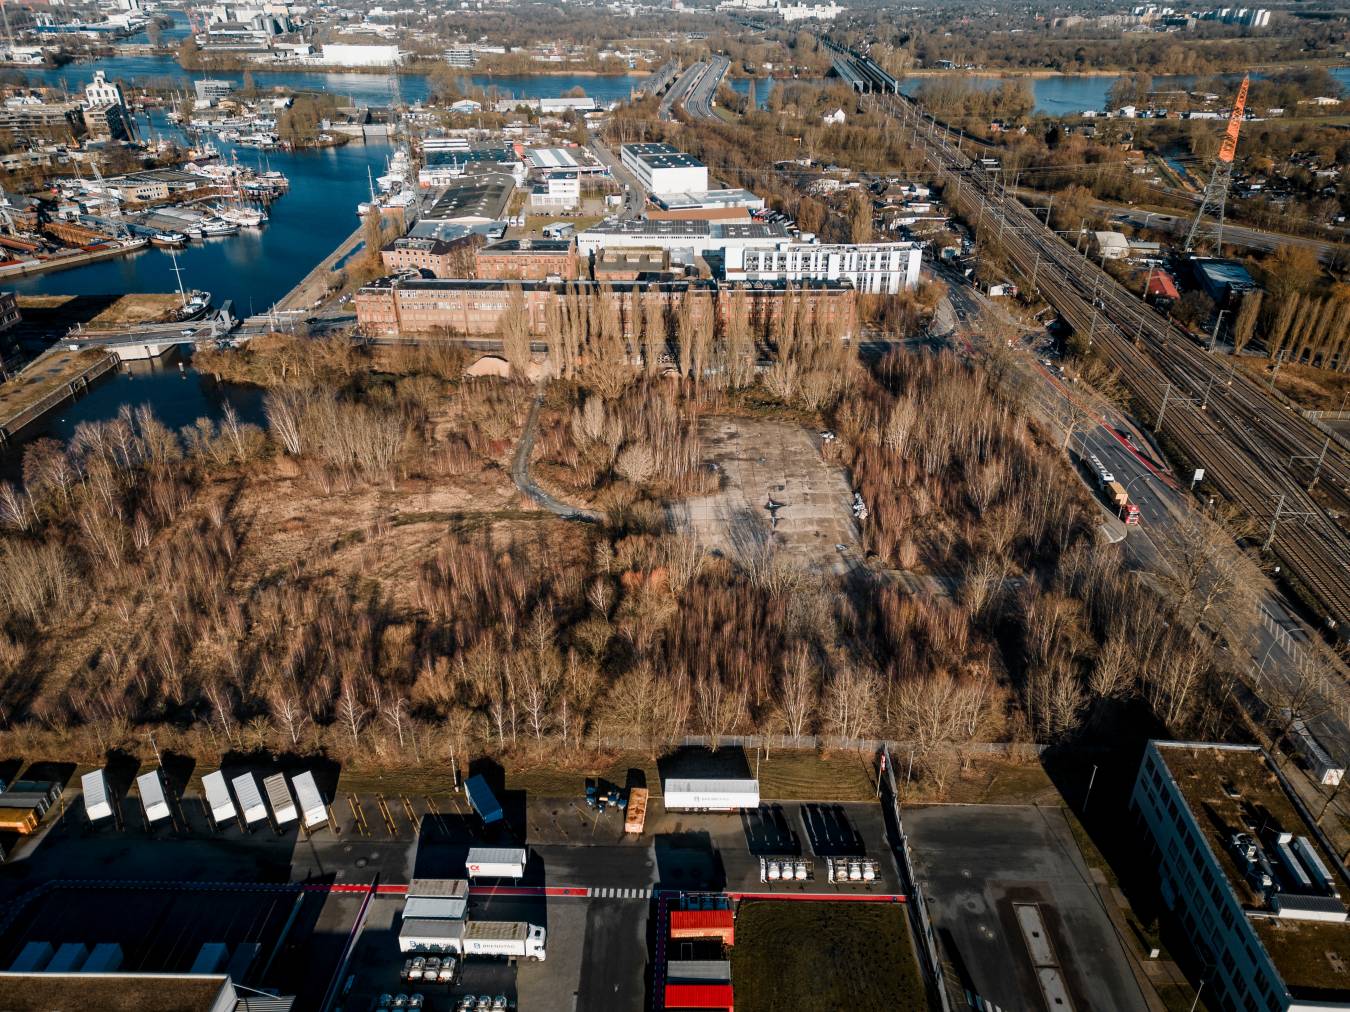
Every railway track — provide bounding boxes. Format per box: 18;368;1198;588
868;89;1350;635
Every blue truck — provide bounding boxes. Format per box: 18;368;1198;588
465;775;503;825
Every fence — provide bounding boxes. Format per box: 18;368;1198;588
881;745;954;1012
580;731;1048;759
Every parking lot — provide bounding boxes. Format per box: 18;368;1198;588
904;805;1147;1012
3;768;901;1011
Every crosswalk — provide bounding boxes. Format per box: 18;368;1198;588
585;886;652;899
965;991;1007;1012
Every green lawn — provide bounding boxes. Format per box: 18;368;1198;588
730;901;929;1012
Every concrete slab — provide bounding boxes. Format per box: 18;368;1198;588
904;805;1147;1012
669;416;858;571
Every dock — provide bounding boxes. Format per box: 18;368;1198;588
0;241;148;279
0;348;118;446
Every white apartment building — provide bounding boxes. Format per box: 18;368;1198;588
620;143;709;195
1131;741;1350;1012
320;43;402;67
83;70;126;110
724;242;923;294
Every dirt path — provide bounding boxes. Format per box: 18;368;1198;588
510;395;603;523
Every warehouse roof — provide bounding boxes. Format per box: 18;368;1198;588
622;142;705;170
423;174;514;223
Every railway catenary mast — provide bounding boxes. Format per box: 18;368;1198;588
1184;74;1250;255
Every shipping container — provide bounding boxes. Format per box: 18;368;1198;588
202;770;237;826
624;787;648;835
0;806;40;834
82;769;113;823
662;778;759;811
82;943;124;972
465;846;526;879
666;959;731;983
665;982;735;1010
291;770;328;829
464;775;503;824
137;770;172;824
7;780;61;802
191;942;230;974
47;943;89;972
263;773;298;826
10;942;54;971
0;794;49;815
231;773;268;825
669;909;735;945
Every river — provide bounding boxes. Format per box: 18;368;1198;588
899;66;1350;116
8;116;394;314
15;58;642;108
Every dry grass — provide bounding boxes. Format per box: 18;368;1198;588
1236;357;1350;414
17;293;184;329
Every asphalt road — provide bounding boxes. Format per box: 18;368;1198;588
659;61;707;122
586;133;644;219
683;55;730;121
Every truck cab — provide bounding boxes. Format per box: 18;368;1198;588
526;925;547;961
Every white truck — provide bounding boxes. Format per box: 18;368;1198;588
231;772;268;826
662;778;760;812
465;847;527;880
263;773;298;826
82;769;114;823
445;921;546;961
136;769;172;824
202;770;237;826
291;770;329;829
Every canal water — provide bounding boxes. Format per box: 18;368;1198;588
8;119;394;314
16;347;266;449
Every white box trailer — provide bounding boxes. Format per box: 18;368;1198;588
263;773;297;826
136;770;172;824
291;770;328;829
82;943;124;972
231;773;268;826
445;921;547;961
202;771;237;826
662;778;759;811
399;918;464;954
465;846;527;880
405;878;469;921
81;769;113;823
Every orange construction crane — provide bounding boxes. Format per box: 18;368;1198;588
1185;74;1249;252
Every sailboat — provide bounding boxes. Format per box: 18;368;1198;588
169;250;212;321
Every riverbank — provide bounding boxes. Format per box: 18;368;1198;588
0;241;148;280
177;56;642;78
0;348;117;443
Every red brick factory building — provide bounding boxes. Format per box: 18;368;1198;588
354;277;858;340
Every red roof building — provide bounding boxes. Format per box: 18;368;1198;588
665;982;735;1010
1145;270;1179;303
669;909;735;945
